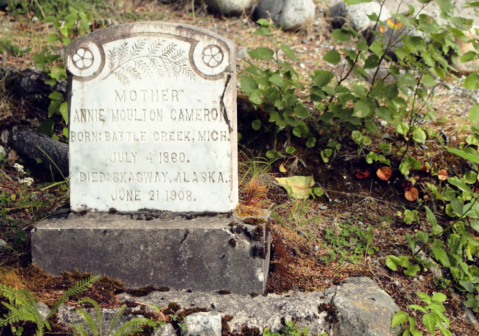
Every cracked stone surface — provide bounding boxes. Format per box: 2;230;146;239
55;277;400;336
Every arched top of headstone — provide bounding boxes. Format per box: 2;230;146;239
66;22;235;83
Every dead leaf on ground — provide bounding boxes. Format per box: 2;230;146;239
275;176;314;199
355;170;370;179
438;169;448;181
377;167;392;181
405;188;419;201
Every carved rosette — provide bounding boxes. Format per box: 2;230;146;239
66;41;104;80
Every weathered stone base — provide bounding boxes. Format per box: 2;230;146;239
32;211;271;295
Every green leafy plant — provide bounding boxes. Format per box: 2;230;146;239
0;276;99;336
263;320;308;336
240;18;316;154
385;255;420;276
33;7;94;139
322;222;378;265
401;209;420;224
392;292;451;336
69;297;157;336
240;0;479;202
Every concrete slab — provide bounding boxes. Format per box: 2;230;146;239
32;211;270;295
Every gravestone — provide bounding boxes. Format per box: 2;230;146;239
32;23;270;295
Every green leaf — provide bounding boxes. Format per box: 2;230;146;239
396;122;409;135
379;143;392;154
306;137;316;148
369;39;385;57
312;71;334;88
280;44;297;61
432;293;447;303
252;120;261;131
313;187;324;197
464;171;477;184
431;245;450;267
364;54;380;69
385;256;400;271
463;73;479;90
245;65;264;76
461;51;478;63
399;73;417;87
416;292;432;305
422;74;437;86
409;305;427;313
332;29;350;42
323;50;341;65
37;119;55;136
256;18;270;27
248;47;274;60
354;101;371;118
49;91;63;101
434;0;454;15
240;75;258;95
45;78;57;86
249;90;263;105
413;128;426;143
294;104;310;118
269;74;284;87
445;146;479;164
391;312;408;327
416;230;429;243
422;313;439;335
254;27;272;36
468;104;479;123
404;264;420;276
50;65;66;80
285;146;296;154
60;102;68;125
46;33;59;43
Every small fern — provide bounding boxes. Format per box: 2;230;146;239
0;276;99;336
70;298;156;336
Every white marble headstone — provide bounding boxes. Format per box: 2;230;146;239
66;23;238;212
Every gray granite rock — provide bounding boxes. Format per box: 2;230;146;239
330;1;391;32
36;302;50;321
183;312;222;336
129;286;335;334
54;277;400;336
255;0;316;30
204;0;253;16
153;323;176;336
332;277;401;336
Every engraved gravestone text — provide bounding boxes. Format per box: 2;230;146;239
66;23;237;212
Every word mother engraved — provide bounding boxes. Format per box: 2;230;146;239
66;22;238;212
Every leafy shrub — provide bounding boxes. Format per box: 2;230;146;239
392;292;450;336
